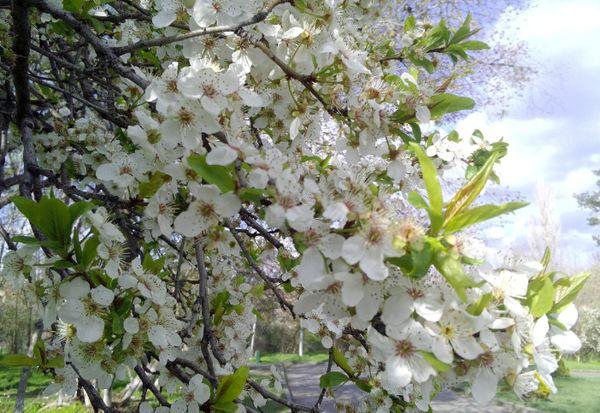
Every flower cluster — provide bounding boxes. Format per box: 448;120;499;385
0;0;588;412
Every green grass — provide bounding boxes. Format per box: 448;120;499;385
498;376;600;413
253;352;328;364
0;367;81;413
563;358;600;371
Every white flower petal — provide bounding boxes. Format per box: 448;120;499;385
206;145;238;166
382;293;413;326
386;356;412;388
91;285;114;307
472;367;498;405
359;247;387;281
341;235;365;265
550;330;581;353
215;193;241;217
336;272;364;307
77;316;104;343
414;295;443;322
452;336;482;360
297;247;326;286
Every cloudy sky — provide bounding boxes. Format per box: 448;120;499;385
457;0;600;268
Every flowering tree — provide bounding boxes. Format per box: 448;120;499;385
0;0;589;412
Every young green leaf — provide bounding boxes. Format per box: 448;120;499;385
444;151;500;225
428;93;475;120
433;252;475;302
214;366;249;404
527;277;555;318
332;348;355;377
408;143;443;233
443;202;528;234
552;272;590;314
0;354;38;367
319;371;348;388
419;351;451;372
188;154;236;193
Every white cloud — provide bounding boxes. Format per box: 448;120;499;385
456;113;561;189
500;0;600;68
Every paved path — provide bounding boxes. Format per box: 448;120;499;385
252;362;538;412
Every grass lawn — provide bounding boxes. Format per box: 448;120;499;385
563;358;600;371
0;367;89;413
498;376;600;413
253;352;328;364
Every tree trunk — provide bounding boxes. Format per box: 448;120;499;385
250;319;257;354
298;328;304;357
15;319;42;413
102;387;112;407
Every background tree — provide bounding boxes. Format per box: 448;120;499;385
576;169;600;246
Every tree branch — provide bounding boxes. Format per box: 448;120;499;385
112;0;290;56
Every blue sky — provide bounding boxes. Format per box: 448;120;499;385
456;0;600;268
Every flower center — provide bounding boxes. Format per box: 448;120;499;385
365;87;381;100
278;195;295;209
203;84;217;98
366;227;383;245
147;129;161;144
325;281;342;294
479;351;494;368
395;339;415;358
407;287;424;299
177;108;195;127
442;325;454;339
304;228;321;246
197;202;215;217
166;79;178;93
119;165;133;175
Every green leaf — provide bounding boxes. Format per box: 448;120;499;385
188;154;236;193
433;252;475;302
444;151;501;225
319;371;348;388
407;191;429;210
332;348;355;377
68;201;94;228
12;235;41;245
527;277;555;318
238;188;265;203
540;247;552;275
11;196;43;232
552;272;590;314
13;196;74;251
215;366;249;404
428;93;475;120
112;316;124;335
450;13;473;44
0;354;38;367
41;197;72;247
139;172;170;198
82;236;100;269
45;355;65;369
420;351;451;372
444;202;528;234
460;40;489;51
213;401;238;413
467;293;493;316
352;378;372;393
408;143;443;233
388;243;433;279
404;15;416;33
33;338;45;365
